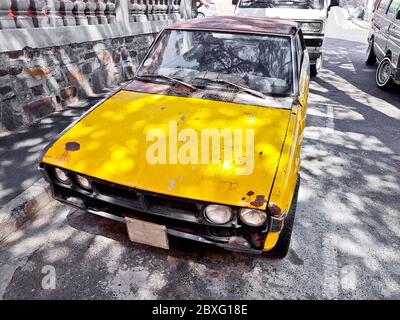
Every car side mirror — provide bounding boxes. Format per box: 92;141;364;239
232;0;238;5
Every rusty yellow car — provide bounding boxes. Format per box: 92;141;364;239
39;16;310;258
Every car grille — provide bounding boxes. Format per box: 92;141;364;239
305;38;323;47
92;181;202;222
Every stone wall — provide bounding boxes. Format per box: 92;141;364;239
0;33;155;131
0;0;189;133
0;1;182;29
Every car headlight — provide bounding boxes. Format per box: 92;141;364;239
300;21;322;33
204;205;233;224
76;174;92;190
54;168;70;184
239;208;267;227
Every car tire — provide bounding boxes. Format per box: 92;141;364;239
310;64;318;77
376;57;395;90
365;38;376;66
310;54;323;77
264;176;300;259
196;12;205;18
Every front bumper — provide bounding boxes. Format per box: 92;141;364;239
88;208;262;254
40;164;285;254
304;35;324;63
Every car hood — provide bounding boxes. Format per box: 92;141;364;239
235;7;327;21
42;90;292;209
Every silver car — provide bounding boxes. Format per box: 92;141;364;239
366;0;400;90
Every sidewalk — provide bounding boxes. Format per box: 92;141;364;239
342;0;373;30
0;103;94;207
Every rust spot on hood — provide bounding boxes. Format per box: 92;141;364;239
65;142;80;152
250;195;266;207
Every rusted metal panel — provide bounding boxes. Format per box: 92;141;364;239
167;16;298;35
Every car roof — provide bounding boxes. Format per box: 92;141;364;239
167;16;298;36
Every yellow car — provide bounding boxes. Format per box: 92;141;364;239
39;16;310;258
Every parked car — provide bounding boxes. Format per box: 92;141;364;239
233;0;339;76
39;16;310;258
366;0;400;89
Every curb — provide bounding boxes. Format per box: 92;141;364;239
0;178;52;243
343;4;371;30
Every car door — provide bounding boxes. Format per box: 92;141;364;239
386;0;400;65
374;0;393;59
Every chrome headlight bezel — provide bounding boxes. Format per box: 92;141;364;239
239;208;267;227
299;21;323;33
54;168;71;184
75;174;92;191
203;204;233;225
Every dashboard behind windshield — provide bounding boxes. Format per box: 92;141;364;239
136;29;293;98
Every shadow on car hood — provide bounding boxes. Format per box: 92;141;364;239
42;90;291;209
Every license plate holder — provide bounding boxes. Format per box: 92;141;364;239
125;217;169;250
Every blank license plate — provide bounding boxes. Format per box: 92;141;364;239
125;217;169;250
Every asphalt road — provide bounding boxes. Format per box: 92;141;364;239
1;8;399;299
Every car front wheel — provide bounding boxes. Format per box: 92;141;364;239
310;54;323;77
376;57;395;90
264;176;300;259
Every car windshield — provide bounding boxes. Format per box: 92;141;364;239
238;0;325;10
136;29;293;98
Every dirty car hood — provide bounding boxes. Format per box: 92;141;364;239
42;90;292;209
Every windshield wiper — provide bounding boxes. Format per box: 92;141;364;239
135;74;197;90
194;77;266;99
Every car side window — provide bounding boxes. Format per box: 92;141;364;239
387;0;400;18
377;0;391;13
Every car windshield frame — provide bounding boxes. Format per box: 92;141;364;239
134;28;297;105
238;0;325;10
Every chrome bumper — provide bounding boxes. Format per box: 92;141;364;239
88;208;263;254
304;35;324;63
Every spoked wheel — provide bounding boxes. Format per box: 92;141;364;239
365;38;376;65
376;57;394;90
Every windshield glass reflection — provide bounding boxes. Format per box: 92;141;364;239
136;29;293;98
238;0;325;10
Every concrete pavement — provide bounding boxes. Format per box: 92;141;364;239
0;7;399;299
0;106;92;207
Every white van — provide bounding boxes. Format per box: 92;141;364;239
233;0;339;76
